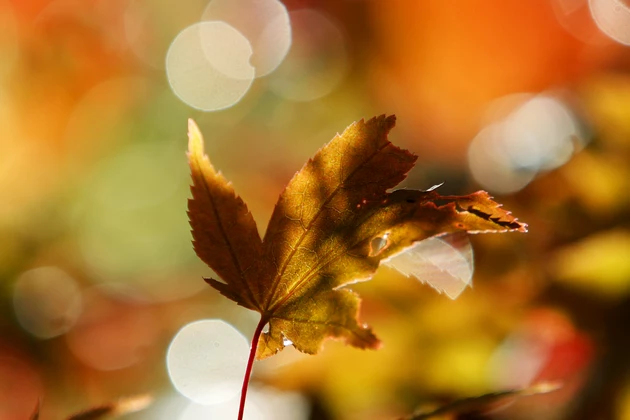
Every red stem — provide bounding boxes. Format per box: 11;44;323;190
237;317;267;420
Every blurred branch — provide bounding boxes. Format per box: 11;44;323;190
403;382;561;420
30;395;152;420
30;400;40;420
67;395;152;420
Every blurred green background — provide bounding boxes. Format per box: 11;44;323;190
1;0;629;419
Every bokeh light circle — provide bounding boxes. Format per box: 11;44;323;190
589;0;630;45
166;21;254;111
202;0;291;77
468;124;538;194
178;395;254;420
177;386;309;420
551;0;609;44
167;319;249;405
12;267;82;339
268;9;348;101
468;93;586;194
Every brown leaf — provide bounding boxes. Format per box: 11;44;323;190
187;120;265;311
187;115;527;359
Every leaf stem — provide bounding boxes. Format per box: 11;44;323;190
238;317;267;420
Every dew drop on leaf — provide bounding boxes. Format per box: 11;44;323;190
368;233;390;257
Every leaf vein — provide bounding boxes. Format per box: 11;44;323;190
193;159;258;308
266;142;392;311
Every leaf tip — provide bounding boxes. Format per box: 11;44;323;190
366;113;397;132
187;118;204;156
384;113;396;126
349;323;381;351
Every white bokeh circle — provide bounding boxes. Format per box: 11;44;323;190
166;21;255;111
167;319;249;405
202;0;291;77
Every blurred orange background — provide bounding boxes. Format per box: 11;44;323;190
1;0;629;419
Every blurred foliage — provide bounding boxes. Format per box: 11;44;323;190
1;0;629;419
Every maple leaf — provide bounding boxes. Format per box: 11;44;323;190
187;115;526;360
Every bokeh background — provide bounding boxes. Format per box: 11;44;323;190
1;0;630;419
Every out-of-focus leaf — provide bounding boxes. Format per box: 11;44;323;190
404;382;561;419
383;233;473;299
560;151;630;216
551;229;630;298
188;115;526;360
582;75;630;148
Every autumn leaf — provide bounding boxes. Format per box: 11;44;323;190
187;115;526;360
383;232;475;300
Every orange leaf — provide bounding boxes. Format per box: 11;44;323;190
187;115;526;359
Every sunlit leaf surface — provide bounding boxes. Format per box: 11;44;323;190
188;115;526;359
